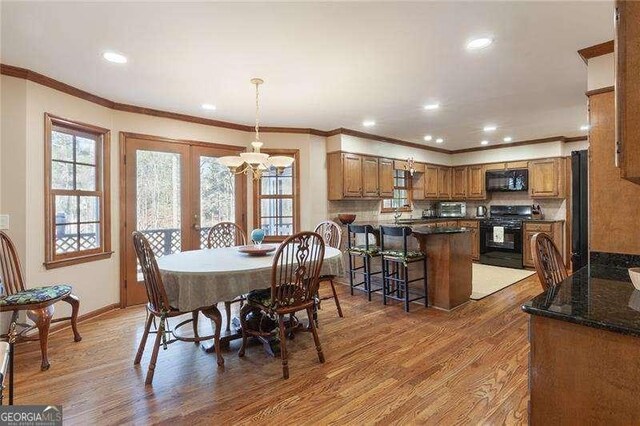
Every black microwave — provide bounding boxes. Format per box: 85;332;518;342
486;169;528;192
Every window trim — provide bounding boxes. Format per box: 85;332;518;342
44;113;112;269
252;149;300;243
381;169;413;213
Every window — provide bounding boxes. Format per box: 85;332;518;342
382;170;412;212
44;114;112;269
253;150;299;242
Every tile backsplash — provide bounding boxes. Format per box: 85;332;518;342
327;192;567;223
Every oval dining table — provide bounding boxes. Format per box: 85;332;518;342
156;244;345;354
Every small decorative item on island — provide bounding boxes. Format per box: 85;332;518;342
250;228;265;247
337;214;356;225
531;204;544;220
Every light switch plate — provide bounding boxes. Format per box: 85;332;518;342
0;215;9;230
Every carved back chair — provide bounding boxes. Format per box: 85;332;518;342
207;222;247;249
0;231;81;371
313;221;343;319
206;222;247;331
532;232;568;291
132;231;224;384
239;232;326;379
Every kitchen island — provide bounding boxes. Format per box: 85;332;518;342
411;226;472;310
522;265;640;423
353;223;473;310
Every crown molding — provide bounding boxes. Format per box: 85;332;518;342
577;40;614;65
2;62;587;156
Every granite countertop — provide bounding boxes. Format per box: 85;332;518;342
411;226;469;235
522;265;640;337
523;219;565;223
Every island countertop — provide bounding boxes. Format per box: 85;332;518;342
522;265;640;337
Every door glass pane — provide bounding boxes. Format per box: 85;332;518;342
136;150;182;260
199;156;235;248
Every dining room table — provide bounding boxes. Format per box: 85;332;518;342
156;243;345;354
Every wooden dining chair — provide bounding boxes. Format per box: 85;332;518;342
0;231;81;371
132;231;224;385
531;232;568;291
238;232;326;379
313;221;343;318
206;222;247;331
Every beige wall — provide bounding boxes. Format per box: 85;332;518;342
0;75;326;318
587;53;615;91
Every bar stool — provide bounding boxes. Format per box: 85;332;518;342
346;225;382;301
379;226;428;312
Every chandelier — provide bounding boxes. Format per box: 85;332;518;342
218;78;294;180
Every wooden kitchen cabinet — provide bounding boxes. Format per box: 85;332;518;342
615;0;640;184
467;165;487;200
485;163;506;171
523;221;563;267
437;167;452;199
411;165;426;200
424;165;439;198
529;158;565;198
459;220;480;261
452;167;468;199
362;156;380;197
378;158;394;198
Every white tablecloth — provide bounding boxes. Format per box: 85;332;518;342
157;245;345;311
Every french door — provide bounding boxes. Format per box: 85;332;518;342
122;134;246;306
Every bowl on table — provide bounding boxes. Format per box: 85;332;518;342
237;244;277;256
629;268;640;290
337;214;356;225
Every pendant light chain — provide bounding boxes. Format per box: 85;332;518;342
255;80;260;143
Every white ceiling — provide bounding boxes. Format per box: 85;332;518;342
1;1;614;150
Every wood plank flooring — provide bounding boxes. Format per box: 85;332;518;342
12;276;541;425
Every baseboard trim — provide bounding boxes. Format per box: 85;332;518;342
48;303;120;335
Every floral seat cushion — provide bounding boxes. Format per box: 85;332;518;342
347;245;380;256
0;285;72;307
380;249;425;260
247;284;308;310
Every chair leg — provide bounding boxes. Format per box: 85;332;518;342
348;253;354;295
62;294;82;342
202;305;225;366
191;311;200;344
306;307;325;364
224;301;232;332
28;305;54;371
423;257;429;307
382;258;388;305
328;279;344;317
135;312;154;365
403;264;410;312
365;257;372;302
238;304;252;358
145;319;164;385
277;314;289;379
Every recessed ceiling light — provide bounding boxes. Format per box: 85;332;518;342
424;135;433;142
483;125;497;132
481;140;489;145
503;136;513;142
466;37;493;50
201;103;217;111
362;120;376;127
424;103;440;110
580;125;590;131
435;138;444;144
102;51;127;64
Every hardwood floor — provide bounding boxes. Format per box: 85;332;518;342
13;276;541;425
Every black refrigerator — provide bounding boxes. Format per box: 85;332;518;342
571;150;589;270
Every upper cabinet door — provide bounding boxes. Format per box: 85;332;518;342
452;167;468;199
467;165;486;199
437;167;452;199
378;158;394;198
616;0;640;184
342;153;363;197
529;158;564;198
362;156;380;197
424;165;439;198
